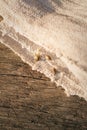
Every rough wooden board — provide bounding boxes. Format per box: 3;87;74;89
1;0;87;101
0;43;87;130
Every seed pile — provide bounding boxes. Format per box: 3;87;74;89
34;49;57;75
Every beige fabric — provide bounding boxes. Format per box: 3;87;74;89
0;0;87;100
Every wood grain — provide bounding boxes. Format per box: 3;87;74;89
0;43;87;130
1;0;87;100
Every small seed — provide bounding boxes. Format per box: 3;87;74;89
34;48;41;61
0;16;4;22
35;48;41;56
52;68;57;75
34;55;40;61
45;55;52;60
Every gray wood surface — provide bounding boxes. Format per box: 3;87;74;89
0;43;87;130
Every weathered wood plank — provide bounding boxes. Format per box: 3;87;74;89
0;43;87;130
1;0;87;100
